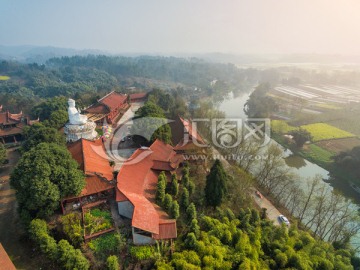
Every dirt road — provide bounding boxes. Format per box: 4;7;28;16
0;148;41;269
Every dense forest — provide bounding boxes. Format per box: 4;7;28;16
0;55;263;114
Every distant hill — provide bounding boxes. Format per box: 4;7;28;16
0;45;105;63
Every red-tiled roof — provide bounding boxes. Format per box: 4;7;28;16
68;139;113;181
129;92;147;101
0;243;16;270
152;160;176;171
179;117;205;144
116;139;180;237
153;221;177;240
80;175;113;196
66;139;114;199
0;111;23;125
85;91;128;115
84;103;109;114
99;91;127;111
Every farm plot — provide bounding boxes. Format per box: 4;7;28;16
0;75;10;81
301;123;355;142
316;137;360;154
272;120;355;142
271;120;297;133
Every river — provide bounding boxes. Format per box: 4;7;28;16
218;90;360;250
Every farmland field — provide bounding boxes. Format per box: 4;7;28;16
0;75;10;81
271;120;297;133
301;123;355;142
316;137;360;154
300;144;336;167
272;120;356;142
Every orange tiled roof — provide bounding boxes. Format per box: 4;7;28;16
85;92;127;115
116;139;181;237
67;139;114;199
0;111;23;125
0;243;16;270
179;116;205;145
68;139;113;181
153;220;178;240
129;92;147;101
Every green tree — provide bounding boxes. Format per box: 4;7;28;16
28;219;58;260
156;172;167;205
61;213;83;246
205;159;228;208
106;255;120;270
188;181;195;196
182;173;190;189
180;187;189;210
46;109;68;129
58;239;90;270
0;143;6;165
10;143;85;221
289;128;312;147
163;194;173;212
32;96;68;121
131;101;172;144
244;83;278;118
22;123;66;152
170;174;179;197
170;200;180;219
189;219;200;238
186;203;197;222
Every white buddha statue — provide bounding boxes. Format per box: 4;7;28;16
67;99;88;125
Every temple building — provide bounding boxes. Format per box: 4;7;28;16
0;107;39;145
116;139;182;244
84;91;130;125
170;116;208;164
64;99;97;142
61;138;115;213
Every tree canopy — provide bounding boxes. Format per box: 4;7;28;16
22;122;66;152
131;100;172;144
0;143;6;165
10;143;85;222
205;159;228;208
244;83;278;118
290;128;312;147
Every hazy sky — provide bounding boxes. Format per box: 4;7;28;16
1;0;360;54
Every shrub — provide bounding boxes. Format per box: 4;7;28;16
129;246;156;261
106;255;120;270
88;233;125;258
61;212;83;246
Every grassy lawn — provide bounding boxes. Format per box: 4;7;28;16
0;75;10;81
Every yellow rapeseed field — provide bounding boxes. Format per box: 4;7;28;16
271;120;355;142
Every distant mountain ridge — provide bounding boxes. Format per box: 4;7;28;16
0;45;106;63
2;45;360;65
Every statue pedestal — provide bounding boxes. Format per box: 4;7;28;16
64;121;97;142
